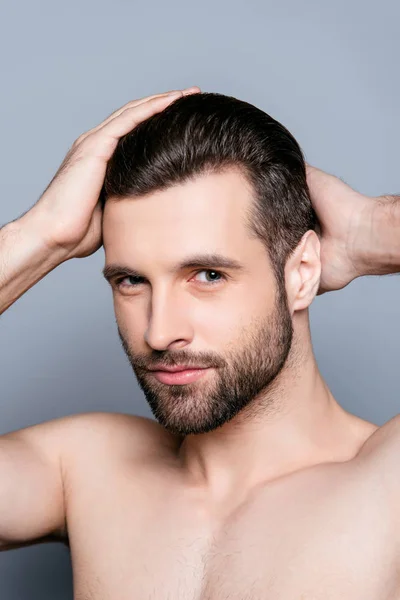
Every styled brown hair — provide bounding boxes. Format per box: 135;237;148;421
101;92;316;285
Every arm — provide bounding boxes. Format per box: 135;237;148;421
305;164;400;294
0;86;200;550
354;193;400;276
0;411;160;550
0;416;73;550
0;86;199;315
0;218;71;548
0;216;69;315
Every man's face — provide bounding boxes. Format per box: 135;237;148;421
102;168;294;436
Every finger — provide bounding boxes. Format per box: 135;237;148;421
75;91;181;145
182;86;201;93
99;90;182;124
84;93;185;154
130;86;200;108
78;87;200;144
101;86;200;124
98;93;182;138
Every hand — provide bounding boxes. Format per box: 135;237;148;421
306;164;374;295
27;87;201;260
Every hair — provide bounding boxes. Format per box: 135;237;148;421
101;92;317;287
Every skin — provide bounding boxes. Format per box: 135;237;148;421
1;87;400;599
105;169;296;438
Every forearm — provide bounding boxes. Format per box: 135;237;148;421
356;194;400;276
0;213;69;315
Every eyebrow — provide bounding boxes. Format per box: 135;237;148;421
102;252;246;282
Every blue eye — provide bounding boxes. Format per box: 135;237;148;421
115;269;226;289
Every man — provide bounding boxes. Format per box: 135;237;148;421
0;86;399;599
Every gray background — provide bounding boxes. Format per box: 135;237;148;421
0;0;399;597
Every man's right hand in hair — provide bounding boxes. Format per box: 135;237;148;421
0;87;200;315
26;87;201;261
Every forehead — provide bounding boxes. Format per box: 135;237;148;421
103;168;254;244
102;168;267;272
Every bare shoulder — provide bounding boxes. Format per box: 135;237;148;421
356;413;400;460
60;411;182;463
355;413;400;498
47;412;181;543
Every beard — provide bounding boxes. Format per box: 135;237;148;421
116;282;294;436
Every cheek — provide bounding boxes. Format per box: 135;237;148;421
112;295;125;324
195;303;242;344
112;297;144;337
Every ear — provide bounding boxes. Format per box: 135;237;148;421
284;231;321;314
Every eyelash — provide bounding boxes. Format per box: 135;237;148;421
114;269;227;290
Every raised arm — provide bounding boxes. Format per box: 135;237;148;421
1;87;199;314
306;164;400;294
0;86;201;550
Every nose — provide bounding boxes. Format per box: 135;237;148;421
144;290;193;351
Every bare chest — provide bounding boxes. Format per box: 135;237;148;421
66;460;399;600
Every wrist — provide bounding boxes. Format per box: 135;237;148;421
0;215;69;314
354;195;400;276
1;212;69;285
16;208;73;263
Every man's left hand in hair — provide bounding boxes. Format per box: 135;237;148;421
306;164;400;295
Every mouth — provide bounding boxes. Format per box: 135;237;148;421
150;367;211;385
148;364;208;372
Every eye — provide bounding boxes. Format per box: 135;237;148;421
115;275;144;289
114;269;226;290
193;270;226;285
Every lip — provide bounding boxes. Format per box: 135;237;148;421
151;368;211;385
148;365;207;372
